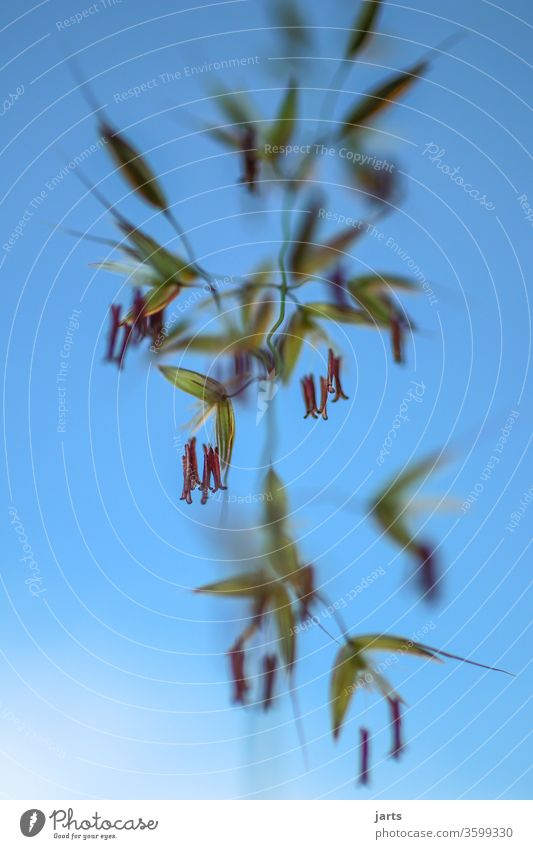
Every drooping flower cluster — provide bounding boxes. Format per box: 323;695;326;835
106;289;165;368
196;471;318;712
228;639;279;710
301;348;349;419
224;565;315;711
180;437;227;505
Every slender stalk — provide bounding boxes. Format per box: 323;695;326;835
289;683;309;771
317;60;352;142
163;208;223;312
263;57;354;370
315;590;349;641
261;375;279;468
225;375;263;398
265;184;294;374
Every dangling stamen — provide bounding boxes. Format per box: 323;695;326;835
234;351;249;378
359;727;371;785
416;543;439;600
301;375;319;419
130;289;147;343
106;304;123;362
327;348;336;394
328;267;349;307
331;351;349;402
180;452;192;504
228;639;249;704
240;126;259;192
188;437;199;488
388;697;404;759
200;444;211;505
391;312;404;364
180;438;199;504
148;308;165;343
117;323;134;369
262;654;277;711
209;446;227;493
180;440;227;505
298;564;315;620
108;292;151;368
318;375;329;420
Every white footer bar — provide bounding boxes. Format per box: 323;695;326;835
1;800;530;847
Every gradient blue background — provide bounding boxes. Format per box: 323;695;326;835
1;0;531;799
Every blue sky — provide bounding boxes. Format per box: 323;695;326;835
1;0;531;799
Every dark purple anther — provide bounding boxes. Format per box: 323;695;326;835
328;349;349;402
391;312;405;364
318;375;329;420
180;438;199;504
131;288;147;343
262;654;278;710
209;446;227;493
388;697;404;759
240;126;259;192
302;375;319;419
180;440;227;505
417;543;439;600
229;639;249;704
106;304;123;362
359;727;371;785
299;564;315;620
327;267;349;307
200;444;211;505
148;308;165;343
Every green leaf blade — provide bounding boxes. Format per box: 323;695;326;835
102;122;168;211
158;366;225;404
215;397;235;471
265;80;299;155
118;223;198;285
352;634;441;662
330;643;363;739
339;60;427;136
272;584;296;668
346;0;382;58
195;572;269;597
